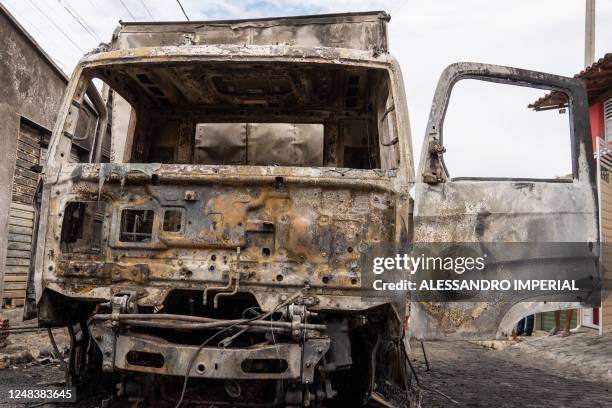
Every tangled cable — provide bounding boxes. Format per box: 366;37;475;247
174;290;304;408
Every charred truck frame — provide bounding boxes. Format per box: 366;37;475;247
23;11;599;407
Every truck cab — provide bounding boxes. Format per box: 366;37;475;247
25;11;599;407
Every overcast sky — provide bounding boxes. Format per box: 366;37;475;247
3;0;611;178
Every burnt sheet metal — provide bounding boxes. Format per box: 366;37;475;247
111;11;390;52
38;163;398;312
27;16;414;404
247;123;324;166
34;43;417;313
194;123;324;166
411;63;599;340
194;123;246;165
55;46;415;180
91;326;330;381
409;301;585;340
418;62;596;186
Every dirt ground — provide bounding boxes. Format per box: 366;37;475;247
0;308;74;407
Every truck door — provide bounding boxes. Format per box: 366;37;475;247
411;63;600;340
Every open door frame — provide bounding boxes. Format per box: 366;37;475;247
411;63;600;340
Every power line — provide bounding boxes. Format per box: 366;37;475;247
13;4;70;71
139;0;155;21
6;2;49;43
5;2;72;73
118;0;136;20
176;0;190;21
25;0;84;53
67;0;105;40
56;0;102;43
86;0;104;16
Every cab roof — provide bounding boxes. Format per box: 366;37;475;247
111;11;390;53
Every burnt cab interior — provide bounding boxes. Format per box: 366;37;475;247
88;61;401;170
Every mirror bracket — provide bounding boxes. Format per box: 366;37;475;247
422;140;446;184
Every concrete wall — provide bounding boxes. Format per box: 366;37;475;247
0;6;69;298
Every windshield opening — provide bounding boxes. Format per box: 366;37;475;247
68;61;401;170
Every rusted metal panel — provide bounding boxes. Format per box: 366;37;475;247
248;123;323;166
194;123;246;165
194;123;324;166
96;328;330;381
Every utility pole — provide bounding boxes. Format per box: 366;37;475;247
585;0;596;67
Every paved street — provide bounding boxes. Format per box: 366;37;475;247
411;337;612;408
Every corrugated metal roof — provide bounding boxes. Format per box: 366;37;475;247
529;53;612;110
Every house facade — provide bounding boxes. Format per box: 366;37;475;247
531;53;612;334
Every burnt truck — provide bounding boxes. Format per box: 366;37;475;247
23;11;599;407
